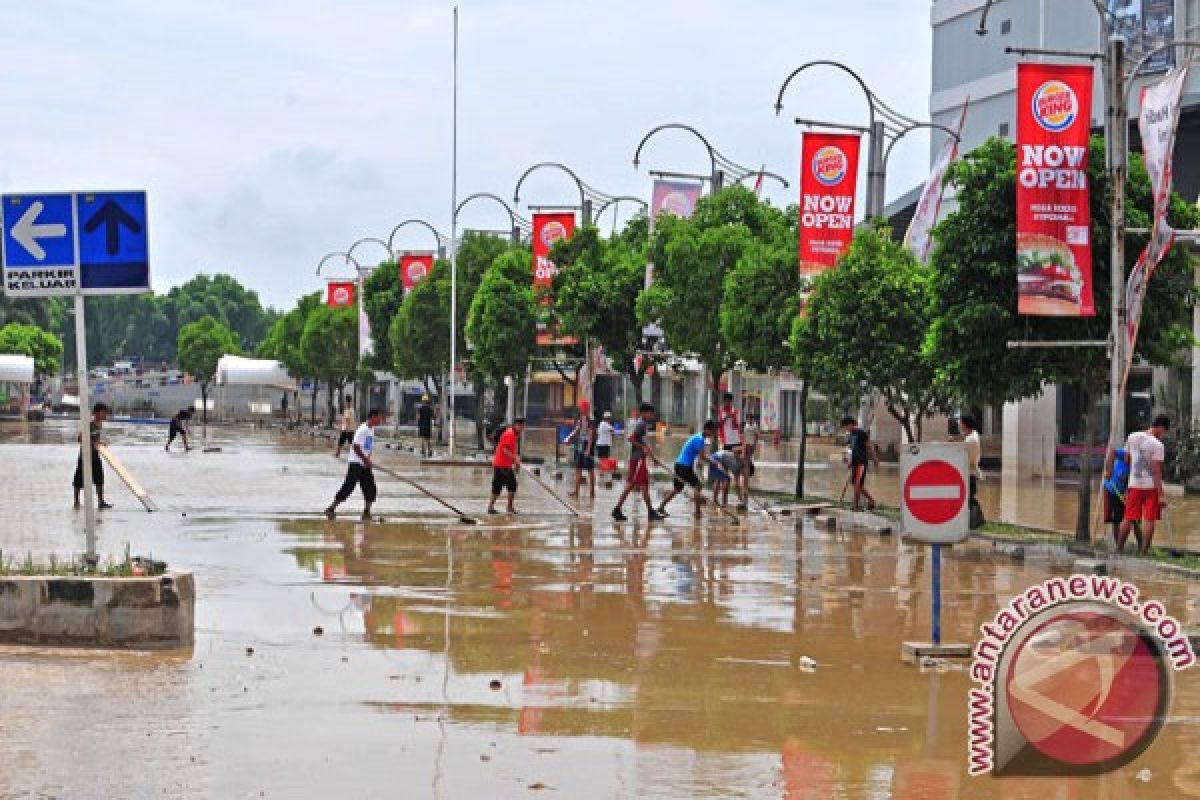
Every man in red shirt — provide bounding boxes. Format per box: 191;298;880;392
487;418;526;515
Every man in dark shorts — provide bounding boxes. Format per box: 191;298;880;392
612;402;664;522
417;394;435;457
842;416;879;511
1103;445;1133;546
325;408;382;521
165;409;192;451
656;420;717;517
73;402;112;510
487;418;525;514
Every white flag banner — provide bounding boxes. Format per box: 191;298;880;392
905;100;969;263
358;296;374;358
1127;61;1190;351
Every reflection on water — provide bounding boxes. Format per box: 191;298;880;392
283;516;1200;798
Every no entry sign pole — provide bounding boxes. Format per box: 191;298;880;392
900;442;971;662
931;543;941;646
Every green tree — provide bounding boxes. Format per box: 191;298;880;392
164;273;274;352
301;305;359;427
362;260;402;371
467;251;537;389
258;292;322;423
389;262;452;391
795;225;952;444
639;186;791;417
551;215;659;405
177;315;240;427
0;323;64;376
927;135;1200;540
720;219;804;492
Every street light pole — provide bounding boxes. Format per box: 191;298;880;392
1107;37;1127;454
449;5;460;457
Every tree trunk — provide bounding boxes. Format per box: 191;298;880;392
1074;382;1101;544
326;382;336;428
474;379;488;451
794;381;809;499
310;380;319;426
200;383;209;437
915;413;924;444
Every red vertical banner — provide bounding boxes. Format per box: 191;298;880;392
799;132;861;276
1016;63;1095;316
532;212;577;346
532;212;575;290
399;252;434;292
326;280;355;308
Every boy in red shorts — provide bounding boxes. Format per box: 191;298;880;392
612;403;664;522
1116;415;1170;555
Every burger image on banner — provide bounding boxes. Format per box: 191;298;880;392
659;190;695;218
1016;232;1084;314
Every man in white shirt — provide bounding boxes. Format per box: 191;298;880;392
325;408;382;521
334;396;356;458
961;415;984;528
596;412;615;459
1116;415;1170;555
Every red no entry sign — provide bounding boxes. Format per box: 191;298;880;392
904;459;966;525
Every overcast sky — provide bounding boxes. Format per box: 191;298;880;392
0;1;932;309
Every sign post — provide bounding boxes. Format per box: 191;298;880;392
900;442;972;662
2;190;149;564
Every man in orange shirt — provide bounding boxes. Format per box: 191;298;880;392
488;418;526;515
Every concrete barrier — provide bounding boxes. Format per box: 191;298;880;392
0;572;194;650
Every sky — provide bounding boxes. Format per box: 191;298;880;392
0;1;933;309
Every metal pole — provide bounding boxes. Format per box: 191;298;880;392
1107;37;1127;453
74;293;97;563
448;6;459;457
867;119;886;218
931;544;942;646
356;268;365;420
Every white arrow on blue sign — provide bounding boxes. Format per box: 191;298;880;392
1;190;149;298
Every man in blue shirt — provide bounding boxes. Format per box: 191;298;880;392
656;420;717;517
1103;446;1137;548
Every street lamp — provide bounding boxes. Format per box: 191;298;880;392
456;192;531;244
774;60;923;219
386;219;447;259
512;161;630;227
633;122;784;192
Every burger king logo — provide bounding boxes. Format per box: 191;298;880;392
812;146;848;187
407;260;429;283
539;220;568;248
659;190;694;218
1032;80;1079;133
331;286;351;306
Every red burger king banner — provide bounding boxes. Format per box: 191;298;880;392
326;280;355;308
532;212;575;290
1016;63;1095;316
799;132;861;276
400;252;434;292
532;212;577;346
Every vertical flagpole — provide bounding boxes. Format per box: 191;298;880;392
448;6;459;457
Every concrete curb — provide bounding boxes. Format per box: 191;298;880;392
0;571;194;650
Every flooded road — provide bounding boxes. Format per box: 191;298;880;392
1;419;1199;797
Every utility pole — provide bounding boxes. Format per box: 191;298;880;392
1106;36;1128;460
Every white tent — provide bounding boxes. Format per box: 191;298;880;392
0;354;35;384
0;354;35;416
215;355;295;390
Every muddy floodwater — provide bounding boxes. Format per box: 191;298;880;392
1;419;1199;798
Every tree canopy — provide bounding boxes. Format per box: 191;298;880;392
0;323;64;376
467;250;536;387
794;225;950;443
177;315;240;425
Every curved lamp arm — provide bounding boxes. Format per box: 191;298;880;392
512;162;587;211
347;237;393;264
316;250;362;276
386;219;446;255
882;122;963;172
774;60;877;132
632;123;718;179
